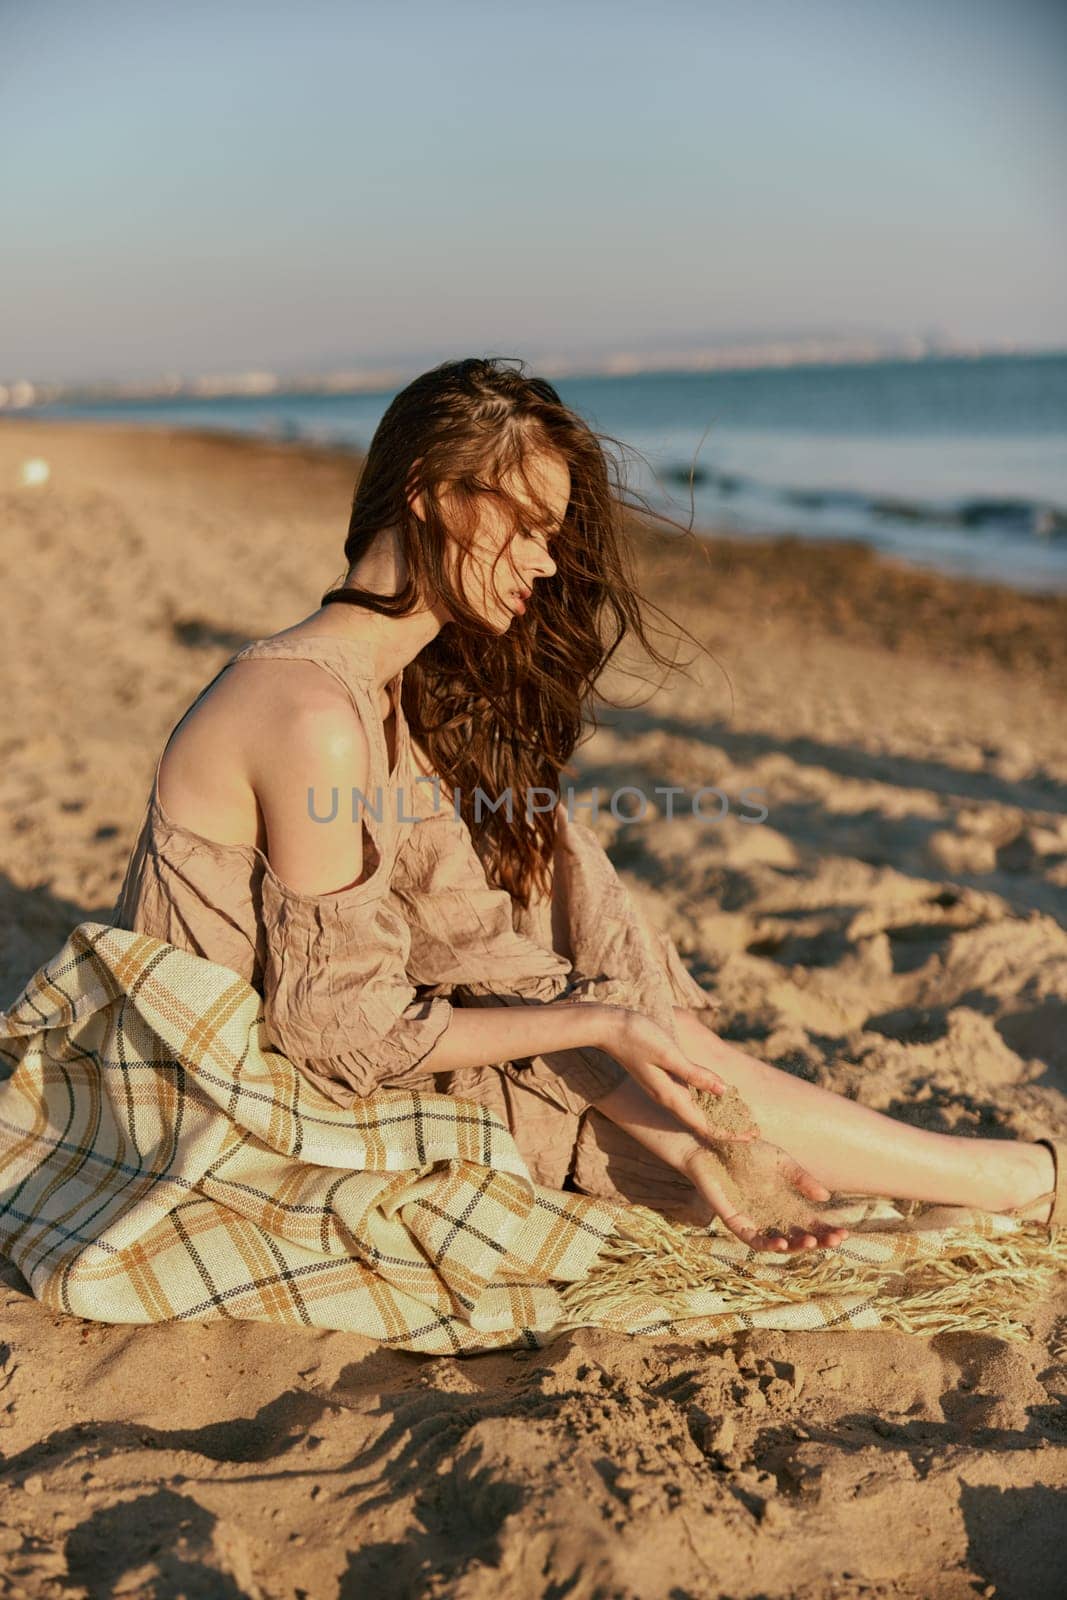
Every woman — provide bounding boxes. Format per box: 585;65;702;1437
111;356;1062;1254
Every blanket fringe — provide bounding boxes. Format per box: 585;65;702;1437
556;1203;1067;1343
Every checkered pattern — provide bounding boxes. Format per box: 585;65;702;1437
2;922;1064;1353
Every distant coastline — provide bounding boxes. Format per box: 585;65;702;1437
3;336;1065;411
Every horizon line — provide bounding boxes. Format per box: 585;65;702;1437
3;334;1066;409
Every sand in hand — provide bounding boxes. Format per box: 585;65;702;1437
690;1082;851;1232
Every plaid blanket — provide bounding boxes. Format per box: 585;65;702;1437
2;922;1064;1354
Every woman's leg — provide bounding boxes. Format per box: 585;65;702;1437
674;1007;1056;1217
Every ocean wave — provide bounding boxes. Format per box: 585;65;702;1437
659;463;1067;540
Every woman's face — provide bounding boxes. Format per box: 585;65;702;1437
440;448;567;632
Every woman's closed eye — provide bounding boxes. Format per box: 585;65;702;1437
520;523;556;551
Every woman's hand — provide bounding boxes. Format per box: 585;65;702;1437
681;1140;850;1253
593;1007;760;1150
586;1011;849;1253
590;1069;848;1252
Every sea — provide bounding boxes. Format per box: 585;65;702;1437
28;351;1067;595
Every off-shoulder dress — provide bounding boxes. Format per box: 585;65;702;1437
110;634;722;1220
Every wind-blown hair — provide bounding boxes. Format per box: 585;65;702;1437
320;355;705;908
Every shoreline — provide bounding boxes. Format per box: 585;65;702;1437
7;413;1067;688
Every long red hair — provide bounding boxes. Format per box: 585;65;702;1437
321;355;713;907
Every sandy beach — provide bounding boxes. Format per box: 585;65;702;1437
2;417;1066;1599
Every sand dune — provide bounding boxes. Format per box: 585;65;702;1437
1;420;1065;1598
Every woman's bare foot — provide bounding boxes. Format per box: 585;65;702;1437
994;1141;1056;1223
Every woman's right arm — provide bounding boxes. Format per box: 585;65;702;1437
418;1000;737;1150
413;996;625;1075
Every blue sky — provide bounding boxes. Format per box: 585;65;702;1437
3;0;1065;383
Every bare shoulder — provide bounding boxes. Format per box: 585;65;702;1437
254;688;376;895
157;658;374;887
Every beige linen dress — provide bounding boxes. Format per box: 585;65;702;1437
111;634;723;1220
